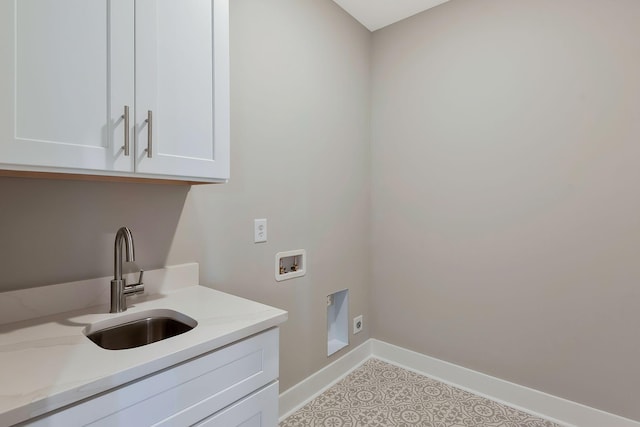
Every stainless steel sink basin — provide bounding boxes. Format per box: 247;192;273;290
85;309;197;350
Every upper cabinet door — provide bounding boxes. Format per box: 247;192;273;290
0;0;135;173
135;0;230;181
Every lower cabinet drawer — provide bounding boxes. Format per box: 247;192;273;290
23;328;279;427
193;381;279;427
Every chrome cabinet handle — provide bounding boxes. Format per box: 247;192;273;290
122;105;130;156
145;110;153;158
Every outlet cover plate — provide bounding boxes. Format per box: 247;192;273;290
254;219;267;243
353;315;363;334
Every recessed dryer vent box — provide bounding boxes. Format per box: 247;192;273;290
327;289;348;356
275;249;306;282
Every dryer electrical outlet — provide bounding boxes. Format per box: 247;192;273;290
353;315;363;334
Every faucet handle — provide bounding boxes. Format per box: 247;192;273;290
133;269;145;294
136;269;144;286
124;269;145;296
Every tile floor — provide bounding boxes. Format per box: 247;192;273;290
280;358;561;427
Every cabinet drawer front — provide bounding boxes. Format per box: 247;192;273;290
192;381;279;427
24;328;279;427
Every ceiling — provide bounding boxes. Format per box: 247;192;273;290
331;0;451;31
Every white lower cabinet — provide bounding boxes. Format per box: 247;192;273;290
22;328;279;427
193;382;279;427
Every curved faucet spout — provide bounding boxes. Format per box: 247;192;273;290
114;226;135;281
111;227;143;313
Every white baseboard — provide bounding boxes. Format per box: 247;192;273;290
279;338;640;427
278;340;372;421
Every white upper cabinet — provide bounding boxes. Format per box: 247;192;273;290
0;0;229;182
0;0;134;173
135;0;230;180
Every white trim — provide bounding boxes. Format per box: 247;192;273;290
278;340;372;421
280;338;640;427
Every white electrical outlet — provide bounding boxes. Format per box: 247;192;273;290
254;218;267;243
353;315;363;334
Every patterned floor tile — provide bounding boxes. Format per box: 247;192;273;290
280;358;560;427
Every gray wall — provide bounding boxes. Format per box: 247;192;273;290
3;0;640;420
0;177;189;290
370;0;640;420
168;0;372;391
0;0;372;393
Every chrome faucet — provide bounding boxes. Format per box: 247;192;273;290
110;226;144;313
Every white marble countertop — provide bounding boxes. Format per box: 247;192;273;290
0;264;287;426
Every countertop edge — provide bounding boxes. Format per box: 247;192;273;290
0;286;288;426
